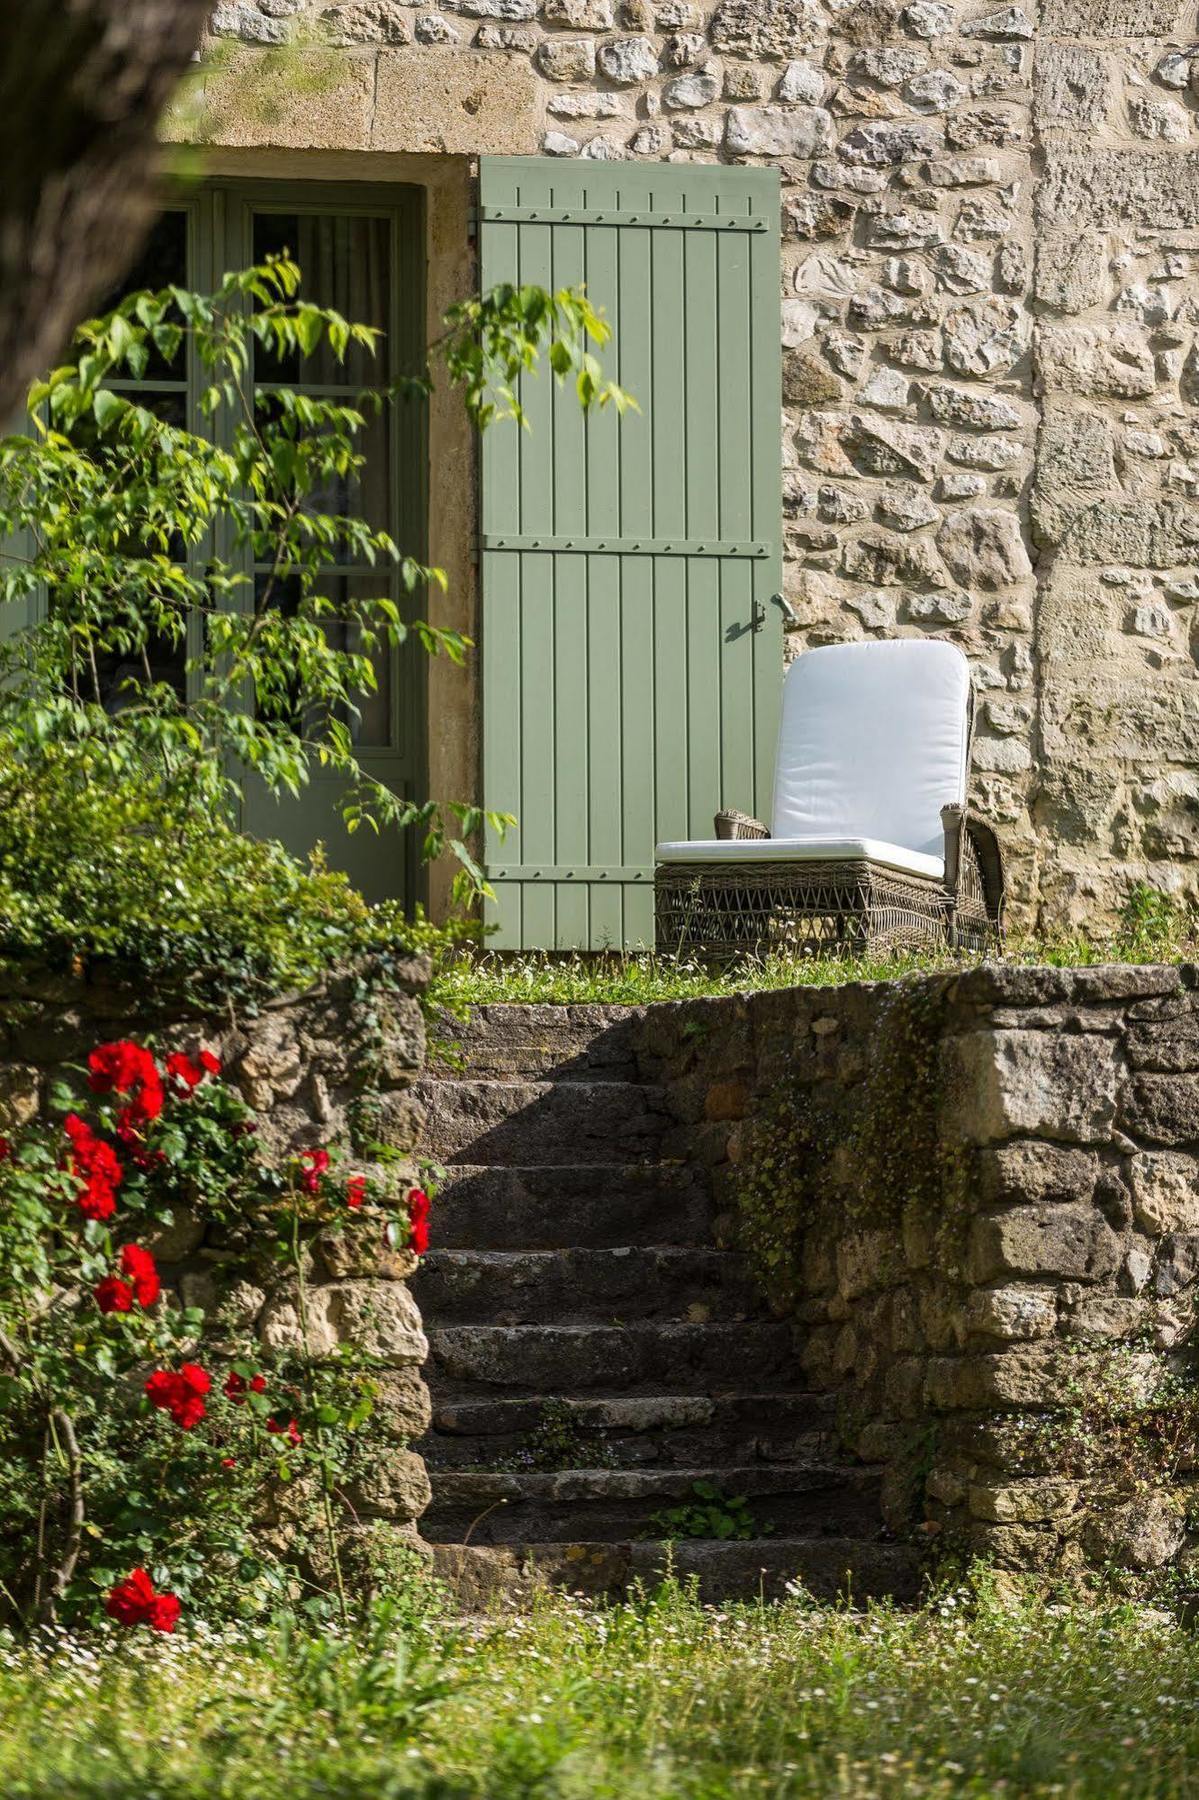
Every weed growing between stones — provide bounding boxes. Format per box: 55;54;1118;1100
1006;1342;1199;1580
487;1400;620;1475
649;1480;762;1542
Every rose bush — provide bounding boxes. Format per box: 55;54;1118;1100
0;1037;431;1629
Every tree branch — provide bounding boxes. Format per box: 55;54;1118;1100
0;0;211;422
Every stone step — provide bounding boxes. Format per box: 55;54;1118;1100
418;1077;668;1166
432;1004;644;1084
432;1537;923;1608
421;1391;837;1471
427;1322;796;1395
412;1247;763;1326
423;1463;882;1544
431;1164;714;1251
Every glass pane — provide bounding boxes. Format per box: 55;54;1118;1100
252;212;390;386
62;388;191;711
96;626;188;713
253;393;391;558
96;209;189;379
253;571;393;749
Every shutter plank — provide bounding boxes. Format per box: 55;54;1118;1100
480;158;781;949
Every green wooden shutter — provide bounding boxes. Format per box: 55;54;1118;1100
479;157;783;951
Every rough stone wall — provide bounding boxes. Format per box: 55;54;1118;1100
0;958;434;1562
201;0;1199;930
636;965;1199;1581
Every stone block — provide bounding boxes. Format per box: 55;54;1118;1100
371;49;542;154
941;1030;1120;1146
968;1478;1079;1523
343;1448;432;1521
966;1203;1122;1284
725;104;834;156
372;1087;427;1154
1032;407;1117;547
185;45;377;150
260;1278;427;1364
1122;1075;1199;1146
836;1229;903;1299
0;1064;38;1130
1081;1493;1186;1572
543;0;613;21
1153;1232;1199;1296
1033;232;1109;316
936;508;1032;590
596;35;659;81
1129;1152;1199;1235
709;0;828;58
536;38;597;79
963;1284;1058;1341
975;1140;1102;1207
320;0;410;42
1066;1294;1144;1339
141;1205;207;1263
925;1346;1076;1410
1033;43;1113;133
1036;325;1157;401
1039;150;1199;233
1057;500;1199;570
1127;1013;1199;1074
1041;0;1185;30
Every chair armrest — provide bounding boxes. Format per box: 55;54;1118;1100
941;804;966;895
942;804;1006;930
715;808;770;841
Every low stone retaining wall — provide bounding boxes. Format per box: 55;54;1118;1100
634;964;1199;1581
0;955;434;1565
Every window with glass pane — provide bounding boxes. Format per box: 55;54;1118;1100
85;181;426;908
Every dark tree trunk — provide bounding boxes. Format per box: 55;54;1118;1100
0;0;210;422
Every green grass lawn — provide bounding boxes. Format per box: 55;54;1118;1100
3;1578;1198;1799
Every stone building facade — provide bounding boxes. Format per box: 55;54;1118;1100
193;0;1199;932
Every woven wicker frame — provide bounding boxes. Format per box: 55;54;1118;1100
657;810;1000;961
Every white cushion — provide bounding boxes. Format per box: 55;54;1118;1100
654;835;944;881
771;639;970;861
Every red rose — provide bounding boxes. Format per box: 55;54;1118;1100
165;1048;219;1093
0;1136;11;1162
165;1051;204;1092
299;1147;330;1196
346;1174;367;1210
146;1362;211;1430
146;1593;181;1633
119;1243;160;1308
64;1114;122;1220
266;1416;302;1447
87;1041;164;1130
220;1456;237;1470
223;1371;267;1405
105;1568;179;1633
407;1187;431;1257
94;1276;134;1314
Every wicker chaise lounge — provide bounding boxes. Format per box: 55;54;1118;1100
654;638;1005;959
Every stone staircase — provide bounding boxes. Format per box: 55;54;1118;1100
411;1004;919;1607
